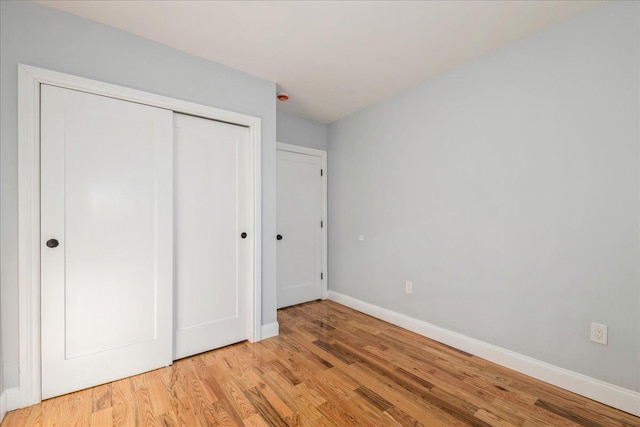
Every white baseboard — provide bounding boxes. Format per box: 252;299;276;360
261;322;280;340
1;387;20;422
328;291;640;417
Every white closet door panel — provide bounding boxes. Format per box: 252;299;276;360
174;113;251;360
41;84;173;399
277;150;323;308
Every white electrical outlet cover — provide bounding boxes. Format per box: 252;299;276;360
590;323;608;345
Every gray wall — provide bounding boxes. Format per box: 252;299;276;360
328;1;639;391
0;0;278;390
277;111;328;151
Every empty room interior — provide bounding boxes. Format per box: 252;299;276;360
1;0;639;425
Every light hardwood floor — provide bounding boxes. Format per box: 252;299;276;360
2;300;638;426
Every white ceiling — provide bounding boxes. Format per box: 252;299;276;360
39;1;600;123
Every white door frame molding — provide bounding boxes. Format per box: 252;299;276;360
17;64;263;407
276;142;328;300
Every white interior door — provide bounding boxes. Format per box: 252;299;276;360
277;148;324;308
40;85;173;399
173;113;252;360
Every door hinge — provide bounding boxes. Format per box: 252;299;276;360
321;272;324;280
321;220;323;228
321;169;323;177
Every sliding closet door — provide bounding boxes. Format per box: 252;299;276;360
40;85;173;399
173;113;252;360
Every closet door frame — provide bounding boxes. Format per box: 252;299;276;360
17;64;263;408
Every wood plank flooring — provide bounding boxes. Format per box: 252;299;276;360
2;300;638;426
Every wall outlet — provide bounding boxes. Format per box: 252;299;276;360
405;281;413;294
591;323;608;345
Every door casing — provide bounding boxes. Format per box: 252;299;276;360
17;64;263;407
276;142;328;303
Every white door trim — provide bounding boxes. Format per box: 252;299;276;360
17;64;263;408
276;142;328;300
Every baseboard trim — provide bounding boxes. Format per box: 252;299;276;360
261;322;280;340
328;291;640;416
1;387;20;421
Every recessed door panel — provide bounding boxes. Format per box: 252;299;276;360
41;84;173;399
173;113;251;360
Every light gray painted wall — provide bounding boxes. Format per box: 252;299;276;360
277;111;328;151
328;1;639;391
0;0;278;390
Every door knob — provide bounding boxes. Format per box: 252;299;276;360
46;239;59;248
241;232;247;239
276;234;283;241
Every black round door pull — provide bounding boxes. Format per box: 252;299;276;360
241;232;247;239
46;239;59;248
276;234;283;240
